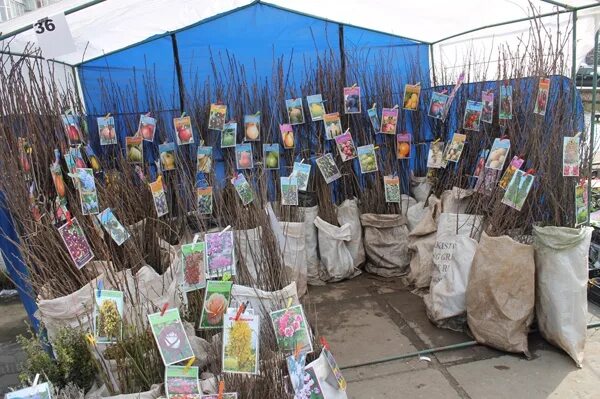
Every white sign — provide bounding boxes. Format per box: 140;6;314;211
33;13;76;59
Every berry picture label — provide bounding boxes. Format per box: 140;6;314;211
334;131;358;162
200;280;233;329
149;176;169;217
181;242;206;292
316;153;341;184
281;176;299;206
343;86;361;114
97;208;130;246
463;100;483;131
231;173;254;206
77;168;99;215
293;162;311;192
197;186;213;215
58;217;94;269
384;175;401;203
93;289;124;344
148;308;194;365
97;116;117;145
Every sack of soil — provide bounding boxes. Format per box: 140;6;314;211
410;174;432;203
336;199;365;268
302;205;323;286
440;187;474;214
407;196;442;289
533;225;593;367
466;232;535;355
360;213;410;277
280;221;308;297
313;217;357;282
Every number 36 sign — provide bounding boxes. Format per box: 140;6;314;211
33;13;76;59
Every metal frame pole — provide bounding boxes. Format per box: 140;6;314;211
588;30;598;225
572;9;578;113
170;34;185;112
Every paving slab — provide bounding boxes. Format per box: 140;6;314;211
447;332;600;399
307;297;418;367
347;368;462;399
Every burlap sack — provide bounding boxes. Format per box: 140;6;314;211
234;226;262;281
336;199;365;268
407;197;442;289
360;214;410;277
85;384;162;399
466;233;535;355
534;225;593;367
440;187;474;214
314;217;356;282
410;175;432;203
301;206;323;285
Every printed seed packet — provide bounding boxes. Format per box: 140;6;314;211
6;382;52;399
498;156;524;189
165;365;201;399
201;394;237;399
481;91;494;123
148;308;194;365
463;100;483;131
443;133;466;163
323;347;347;391
381;108;399;134
323;112;343;140
534;77;550;116
299;366;325;399
270;304;313;354
428;92;449;120
306;94;326;121
287;353;307;396
367;107;381;133
485;138;510;170
396;133;411;159
343;86;361;114
281;176;299;206
286;98;305;125
499;85;513;120
222;307;260;374
221;122;237;148
208;104;227;131
181;242;206;292
502;169;535;211
159;142;177;171
403;84;421;111
139;114;157;142
357;144;378;174
76;168;99;215
197;187;213;215
62;114;82;145
97;116;117;145
126;136;143;164
280;124;295;149
244;114;260;141
58;217;94;269
427;141;445;168
334;132;357;161
293;162;311;192
150;176;169;217
235;143;253;170
563;135;580;177
384;176;401;203
316;153;341;184
205;231;236;278
263;144;280;170
575;182;588;226
231;173;254;206
97;208;130;246
200;280;233;328
197;146;213;173
93;289;124;344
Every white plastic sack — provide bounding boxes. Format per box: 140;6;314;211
410;174;431;203
235;227;263;281
306;351;349;399
336;199;365;268
314;216;356;282
436;213;483;240
360;214;410;277
280;221;308;297
85;384;162;399
441;187;474;214
407;201;428;232
302;206;323;285
424;234;478;329
230;282;300;321
534;225;593;367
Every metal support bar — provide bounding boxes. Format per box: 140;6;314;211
0;50;73;67
572;10;578;114
170;34;185;112
430;43;437;87
541;0;575;10
588;30;598;225
0;0;107;42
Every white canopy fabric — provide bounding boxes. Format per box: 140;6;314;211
1;0;599;72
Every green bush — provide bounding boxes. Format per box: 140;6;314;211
18;327;97;391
